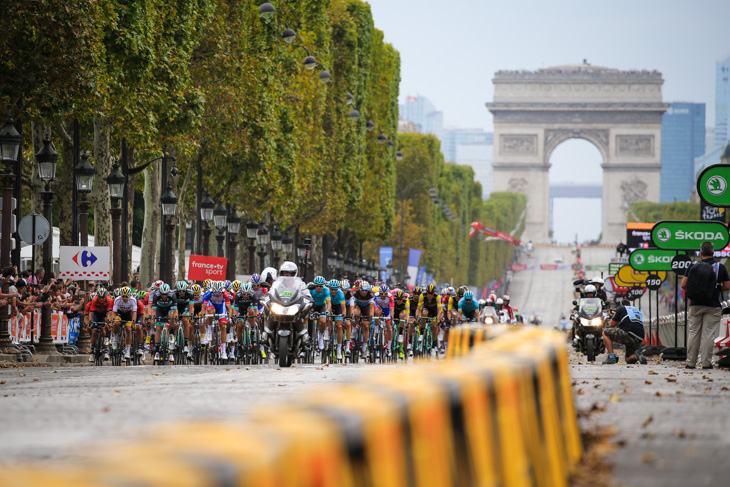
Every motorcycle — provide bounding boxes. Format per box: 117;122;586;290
261;277;313;367
481;306;498;325
571;297;607;362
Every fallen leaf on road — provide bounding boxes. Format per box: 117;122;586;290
645;380;653;384
665;377;677;383
648;370;658;375
704;387;712;393
594;377;601;380
655;391;665;397
246;367;250;370
576;389;585;395
277;384;286;387
673;429;687;438
642;415;654;428
640;452;656;464
609;394;621;403
32;378;38;382
641;432;656;440
291;366;296;369
18;373;25;377
620;381;627;386
315;367;323;371
226;368;230;371
721;386;729;391
102;407;110;413
50;371;57;374
0;381;5;384
114;389;120;393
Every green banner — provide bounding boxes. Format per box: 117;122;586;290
585;265;608;271
608;263;623;276
697;164;730;207
629;249;677;271
651;220;729;251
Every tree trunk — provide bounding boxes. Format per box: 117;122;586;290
140;161;161;285
175;156;193;281
126;146;136;276
90;118;112;280
54;120;74;246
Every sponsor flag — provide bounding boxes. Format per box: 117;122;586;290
59;246;110;280
379;247;393;282
407;249;422;286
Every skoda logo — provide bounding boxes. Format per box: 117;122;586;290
656;228;672;242
633;254;645;265
707;176;727;196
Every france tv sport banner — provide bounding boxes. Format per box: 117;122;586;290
188;255;227;281
407;248;422;286
59;246;110;280
379;247;393;282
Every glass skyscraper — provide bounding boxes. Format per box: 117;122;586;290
716;55;730;150
660;102;705;202
398;95;444;141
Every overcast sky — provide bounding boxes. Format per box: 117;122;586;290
367;0;729;243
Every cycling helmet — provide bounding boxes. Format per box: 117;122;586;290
261;267;278;283
113;287;122;297
231;280;241;292
120;287;132;298
395;290;405;300
426;283;436;294
591;277;604;286
203;279;212;290
240;282;253;294
413;286;422;295
279;261;298;277
158;283;171;295
211;281;225;294
250;273;262;285
502;294;510;302
138;290;148;299
584;284;597;296
340;279;350;290
224;280;231;290
380;284;389;293
97;287;108;298
464;291;474;300
495;298;503;306
190;284;201;295
176;280;188;292
354;279;362;289
458;286;467;297
359;281;371;291
328;279;340;289
313;276;326;286
372;286;380;295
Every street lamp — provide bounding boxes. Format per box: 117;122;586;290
281;232;293;256
257;224;269;270
336;253;344;272
106;163;127;285
259;2;275;20
213;203;227;257
303;56;317;70
72;151;94;352
327;252;337;271
226;210;240;281
35;136;59;355
270;227;282;269
348;110;360;121
318;71;331;84
377;133;387;145
160;185;178;283
0;118;21;353
366;121;375;132
245;220;259;274
200;192;215;256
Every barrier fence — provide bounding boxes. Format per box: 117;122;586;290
6;310;81;345
1;326;582;487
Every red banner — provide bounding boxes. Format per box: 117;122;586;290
469;222;521;246
511;264;527;272
539;264;558;270
188;255;227;281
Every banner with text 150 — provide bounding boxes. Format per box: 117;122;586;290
188;255;227;281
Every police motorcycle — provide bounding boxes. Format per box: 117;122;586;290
261;262;313;367
570;285;607;362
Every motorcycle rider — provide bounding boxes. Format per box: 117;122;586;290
261;261;313;355
591;277;608;304
480;297;499;324
502;295;515;322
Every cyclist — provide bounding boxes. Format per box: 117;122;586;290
201;281;232;360
190;284;204;316
147;283;176;362
416;283;442;354
373;284;394;357
392;289;410;356
328;279;347;360
202;279;212;291
351;281;375;355
458;291;479;322
173;281;195;360
110;286;139;361
231;281;260;356
311;276;332;352
340;279;353;354
86;287;114;362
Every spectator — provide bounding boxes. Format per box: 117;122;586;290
29;267;44;286
602;299;647;364
0;266;20;309
681;241;730;369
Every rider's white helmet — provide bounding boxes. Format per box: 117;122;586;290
496;298;504;306
591;277;604;286
261;267;278;283
279;261;298;277
584;284;597;295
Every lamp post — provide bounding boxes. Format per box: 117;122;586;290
0;117;21;353
226;210;240;281
106;163;126;286
213;203;227;258
35;136;59;355
160;185;178;283
200;192;215;256
281;232;293;260
245;220;259;274
256;224;269;271
74;151;94;353
297;240;307;276
270;227;282;270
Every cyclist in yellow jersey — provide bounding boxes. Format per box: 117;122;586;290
416;283;442;353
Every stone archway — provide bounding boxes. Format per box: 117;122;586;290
486;64;668;244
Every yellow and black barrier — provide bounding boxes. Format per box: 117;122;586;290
0;328;582;487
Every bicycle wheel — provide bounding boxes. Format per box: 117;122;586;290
175;325;185;365
159;327;169;366
94;328;104;366
115;327;125;366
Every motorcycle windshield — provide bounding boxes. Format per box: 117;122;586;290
578;298;602;319
270;277;302;306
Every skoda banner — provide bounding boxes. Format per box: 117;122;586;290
651;220;729;251
697;164;730;207
629;248;678;271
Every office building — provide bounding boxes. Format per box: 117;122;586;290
660;102;705;202
716;55;730;150
440;128;493;163
398;95;444;140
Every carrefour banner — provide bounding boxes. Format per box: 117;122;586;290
379;247;393;282
407;248;422;286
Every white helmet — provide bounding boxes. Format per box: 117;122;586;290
261;267;278;283
279;261;298;277
478;299;486;306
584;284;597;295
591;277;604;286
496;298;504;306
211;281;225;293
502;294;510;302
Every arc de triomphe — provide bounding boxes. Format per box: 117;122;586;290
486;64;668;244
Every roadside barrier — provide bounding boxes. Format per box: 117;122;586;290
0;327;582;487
